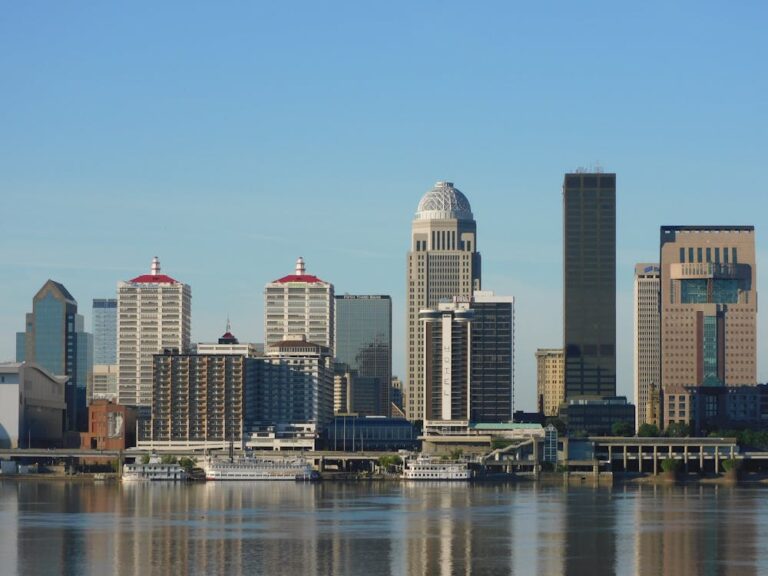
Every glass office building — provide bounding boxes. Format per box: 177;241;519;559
92;299;117;365
335;295;392;416
563;172;616;399
16;280;93;432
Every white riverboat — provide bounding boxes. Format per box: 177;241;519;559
122;459;189;482
202;456;317;481
402;455;473;481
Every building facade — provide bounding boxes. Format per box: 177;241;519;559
264;257;334;353
92;299;117;365
245;337;334;450
80;399;136;450
406;181;481;421
536;348;565;417
334;295;392;416
16;280;92;431
117;257;192;409
420;292;514;425
196;322;262;357
659;227;757;399
470;291;514;422
563;172;616;399
634;264;661;430
147;350;245;449
420;302;473;423
0;363;67;448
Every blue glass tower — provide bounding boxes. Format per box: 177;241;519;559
16;280;93;432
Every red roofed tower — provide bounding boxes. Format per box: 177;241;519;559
117;257;191;422
264;257;334;354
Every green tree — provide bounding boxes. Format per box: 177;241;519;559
637;423;660;437
611;421;634;437
664;422;690;438
160;455;178;464
178;457;196;472
140;454;150;465
661;458;680;473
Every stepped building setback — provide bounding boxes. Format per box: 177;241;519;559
406;181;481;421
659;226;757;392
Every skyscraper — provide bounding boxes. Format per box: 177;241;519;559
92;298;118;402
16;280;92;431
634;264;660;430
264;257;334;354
419;291;514;424
536;348;564;417
659;226;757;391
406;181;481;421
92;299;117;365
563;172;616;399
470;291;515;422
334;295;392;416
117;257;191;409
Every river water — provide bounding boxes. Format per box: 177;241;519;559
0;480;765;575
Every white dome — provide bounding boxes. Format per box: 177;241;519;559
416;181;473;221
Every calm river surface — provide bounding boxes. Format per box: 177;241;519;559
0;480;766;575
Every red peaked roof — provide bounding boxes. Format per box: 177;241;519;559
129;274;178;284
274;274;324;284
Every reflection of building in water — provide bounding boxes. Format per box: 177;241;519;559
0;483;18;574
565;488;616;576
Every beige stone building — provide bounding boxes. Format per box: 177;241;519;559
406;182;481;421
634;264;661;430
536;348;564;417
660;226;757;395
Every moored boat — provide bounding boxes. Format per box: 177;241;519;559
402;455;472;481
202;455;317;481
122;458;189;482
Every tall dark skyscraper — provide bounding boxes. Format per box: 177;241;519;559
335;295;392;416
563;172;616;399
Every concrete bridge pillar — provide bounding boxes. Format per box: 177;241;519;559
653;446;658;475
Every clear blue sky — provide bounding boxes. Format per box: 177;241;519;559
2;2;767;411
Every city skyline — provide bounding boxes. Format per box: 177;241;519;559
2;3;768;413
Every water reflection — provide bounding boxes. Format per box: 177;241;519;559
0;480;766;575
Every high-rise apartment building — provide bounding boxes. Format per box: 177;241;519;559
536;348;564;417
16;280;92;431
148;350;245;449
634;264;661;430
406;181;481;421
420;292;514;424
563;172;616;399
659;226;757;391
335;295;392;416
117;257;191;409
264;257;334;354
246;336;334;450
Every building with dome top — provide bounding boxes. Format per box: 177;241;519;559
406;181;481;421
